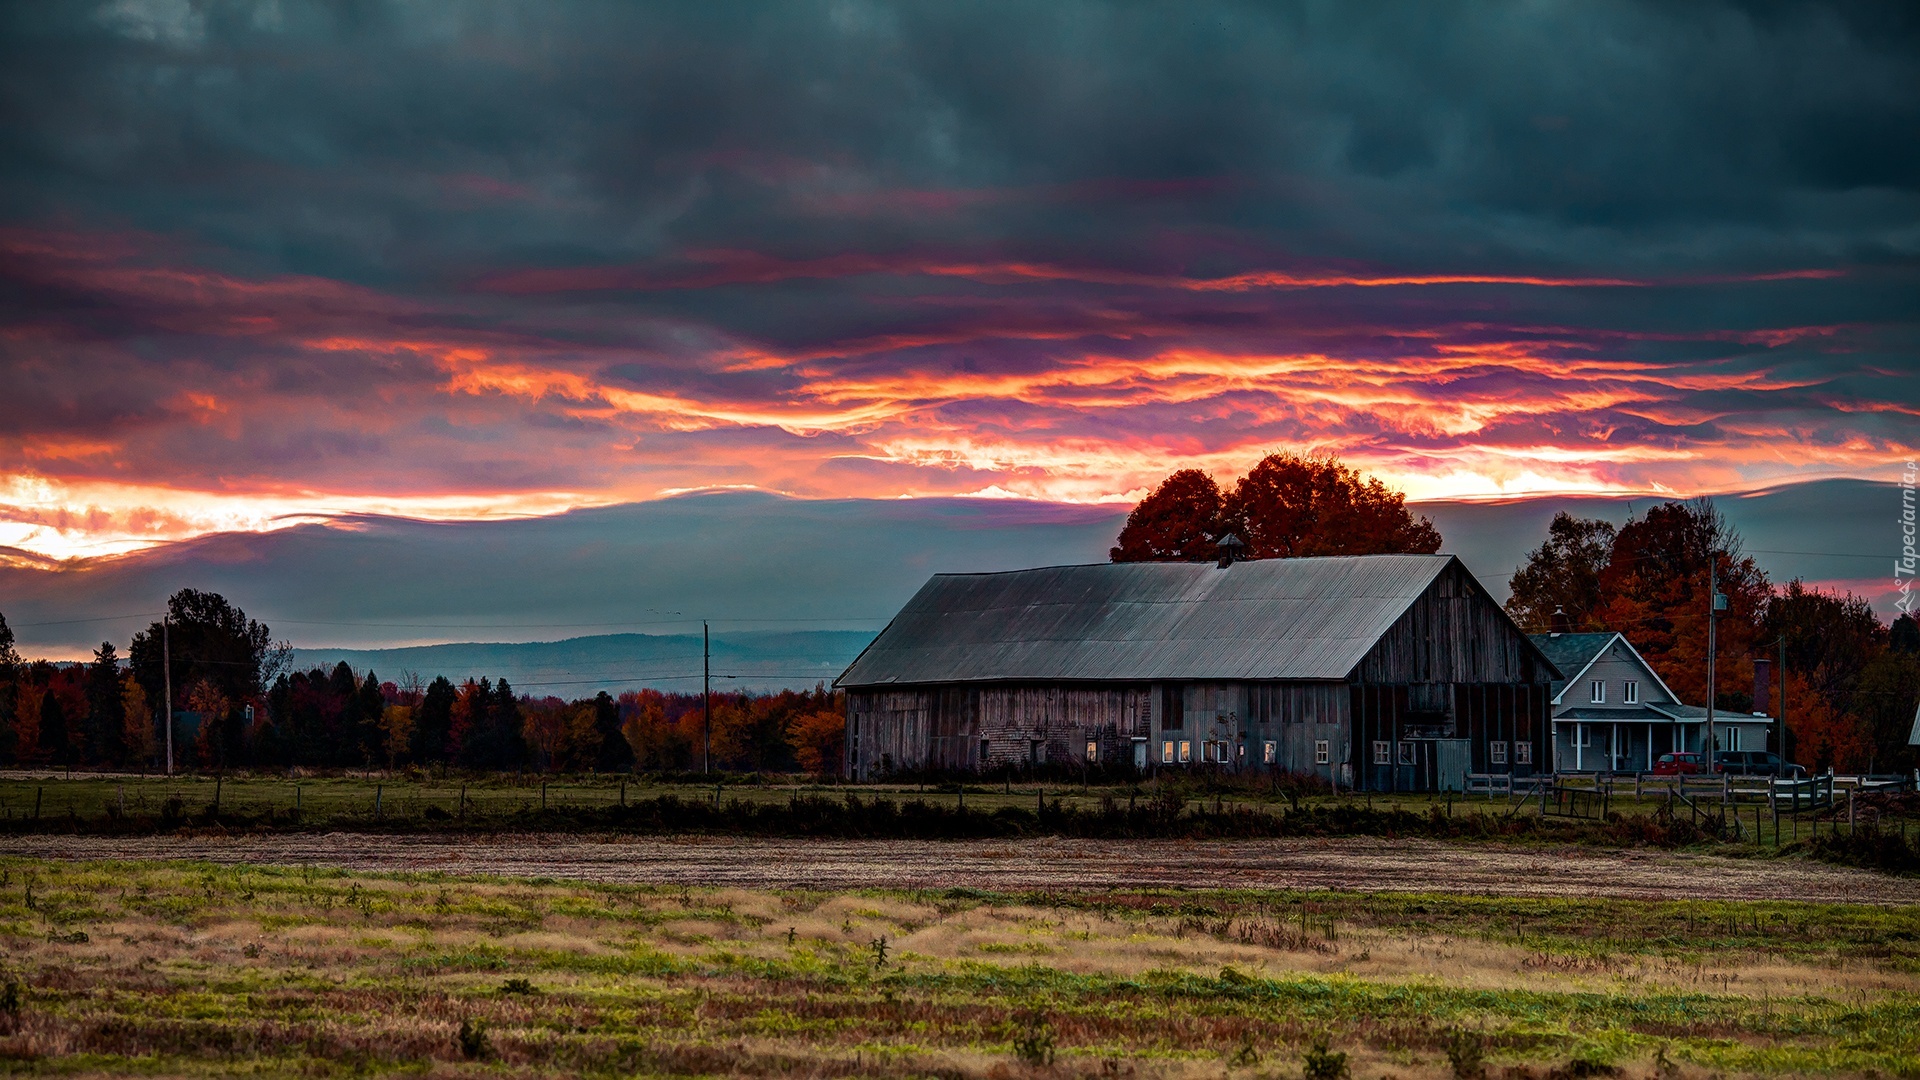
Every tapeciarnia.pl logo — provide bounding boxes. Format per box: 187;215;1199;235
1898;460;1917;616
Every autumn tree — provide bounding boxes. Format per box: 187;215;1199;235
121;675;155;767
1111;469;1224;562
621;690;687;770
1504;513;1617;631
1764;580;1888;770
789;706;847;775
1224;453;1441;559
1114;455;1441;563
1596;499;1769;710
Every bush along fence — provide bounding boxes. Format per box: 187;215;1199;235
2;778;1917;872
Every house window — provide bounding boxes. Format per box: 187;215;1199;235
1372;740;1391;765
1264;740;1277;764
1489;741;1507;764
1590;680;1606;703
1397;742;1415;766
1573;725;1593;749
1622;681;1639;704
1727;729;1740;751
1178;740;1192;763
1162;740;1175;763
1314;740;1329;765
1085;740;1098;762
1514;742;1532;765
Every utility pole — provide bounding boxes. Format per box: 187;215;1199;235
702;620;711;774
162;616;173;776
1705;558;1722;769
1777;633;1786;759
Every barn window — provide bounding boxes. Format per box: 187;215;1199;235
1178;740;1192;763
1085;740;1098;762
1264;741;1277;764
1396;742;1414;766
1513;742;1532;765
1162;740;1175;762
1314;740;1329;765
1623;681;1639;704
1372;740;1391;765
1490;741;1508;764
979;738;990;763
1589;680;1606;703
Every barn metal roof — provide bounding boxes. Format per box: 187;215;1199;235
836;554;1465;688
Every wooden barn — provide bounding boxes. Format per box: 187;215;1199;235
835;554;1562;791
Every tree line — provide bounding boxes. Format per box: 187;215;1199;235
0;590;846;775
1504;502;1919;774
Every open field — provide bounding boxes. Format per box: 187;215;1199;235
3;833;1916;903
0;855;1914;1078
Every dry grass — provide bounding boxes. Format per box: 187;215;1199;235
0;856;1912;1079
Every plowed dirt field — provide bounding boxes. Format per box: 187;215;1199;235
4;833;1912;900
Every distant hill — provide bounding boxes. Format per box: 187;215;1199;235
291;629;877;696
2;480;1896;663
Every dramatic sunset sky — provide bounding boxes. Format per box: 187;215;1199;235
2;1;1916;568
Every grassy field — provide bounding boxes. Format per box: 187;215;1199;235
0;772;1889;834
0;773;1911;860
0;856;1914;1078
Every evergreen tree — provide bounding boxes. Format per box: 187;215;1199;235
85;642;127;767
358;672;385;764
0;613;18;766
414;676;455;765
592;691;632;772
492;679;526;769
39;691;69;766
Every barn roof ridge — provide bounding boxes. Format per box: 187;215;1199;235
838;553;1488;688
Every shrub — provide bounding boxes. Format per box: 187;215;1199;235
457;1017;489;1059
1012;1011;1055;1066
1303;1038;1349;1080
1444;1030;1485;1080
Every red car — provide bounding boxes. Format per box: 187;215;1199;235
1652;751;1705;775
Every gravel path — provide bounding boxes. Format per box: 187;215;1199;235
4;833;1915;902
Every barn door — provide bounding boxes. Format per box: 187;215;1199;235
1435;739;1470;792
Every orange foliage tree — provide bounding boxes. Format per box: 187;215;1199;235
1113;454;1440;563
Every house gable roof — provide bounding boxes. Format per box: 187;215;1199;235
837;554;1474;688
1528;631;1683;706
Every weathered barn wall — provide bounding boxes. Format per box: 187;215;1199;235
846;684;1152;777
1350;561;1553;686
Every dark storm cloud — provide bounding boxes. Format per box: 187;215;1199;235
0;0;1915;564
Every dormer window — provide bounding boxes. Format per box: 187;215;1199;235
1589;680;1606;703
1623;681;1639;704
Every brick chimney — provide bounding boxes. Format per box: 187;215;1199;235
1753;658;1772;717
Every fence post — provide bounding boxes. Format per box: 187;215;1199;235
459;784;466;820
375;784;382;820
